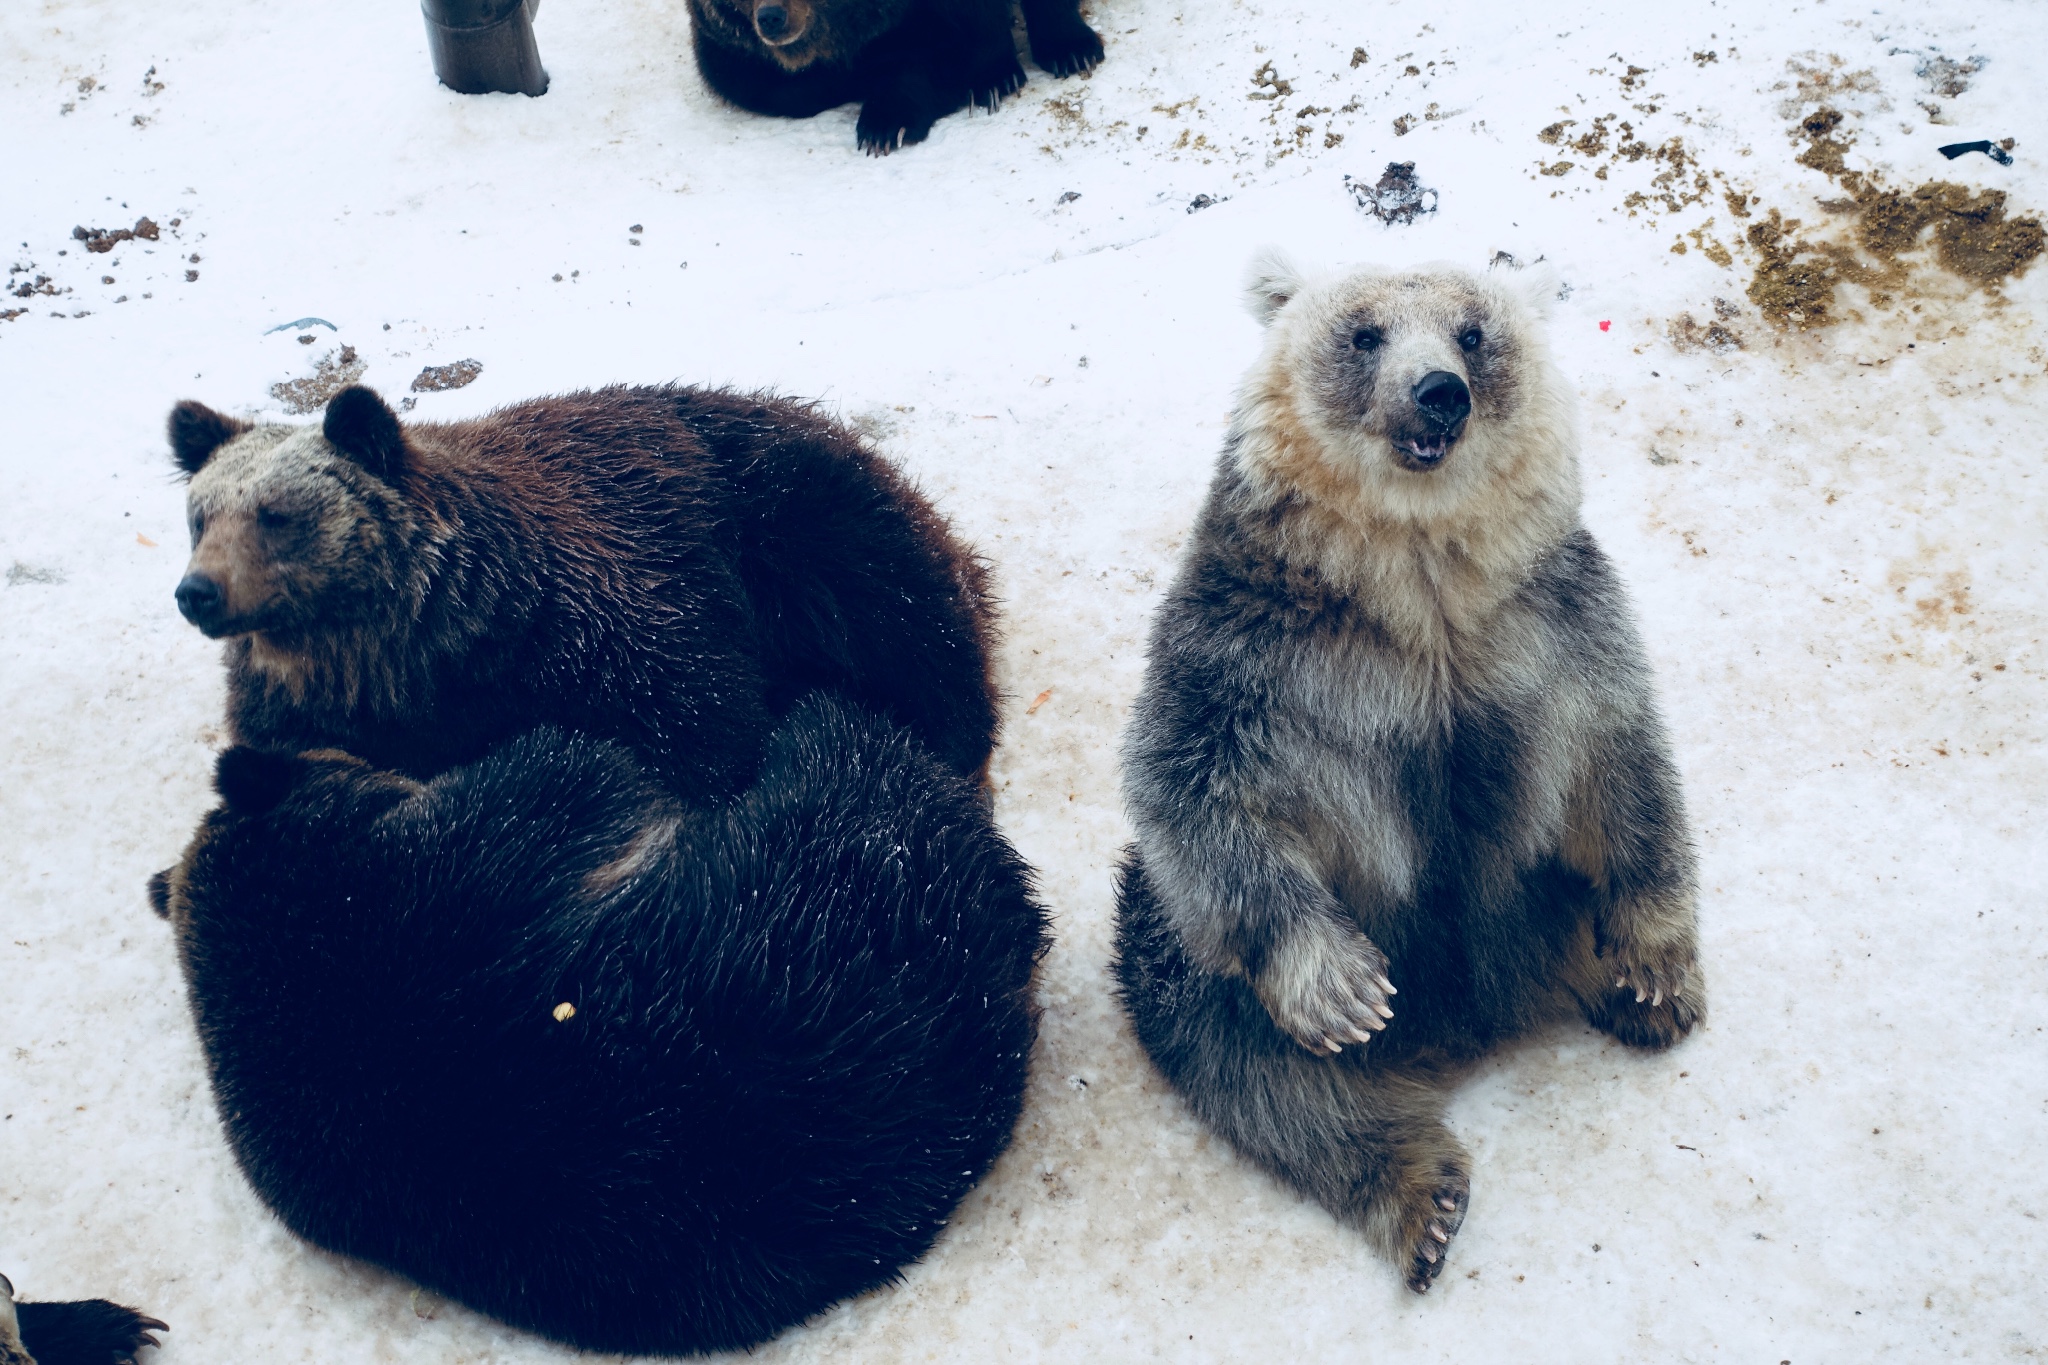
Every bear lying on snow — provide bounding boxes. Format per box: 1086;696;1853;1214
168;383;998;799
151;694;1048;1356
690;0;1104;154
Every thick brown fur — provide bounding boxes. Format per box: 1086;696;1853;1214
689;0;1103;154
0;1274;166;1365
1116;254;1702;1291
169;384;1000;800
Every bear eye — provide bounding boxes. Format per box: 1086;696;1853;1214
1459;327;1484;351
1351;327;1383;351
255;506;295;532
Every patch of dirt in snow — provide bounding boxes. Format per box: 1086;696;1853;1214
1345;160;1438;225
410;359;483;393
1527;52;2042;347
1739;102;2042;330
271;344;366;413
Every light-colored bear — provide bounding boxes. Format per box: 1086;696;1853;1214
1115;252;1703;1290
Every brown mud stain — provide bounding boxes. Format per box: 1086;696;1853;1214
410;359;482;393
270;344;365;414
1668;298;1746;353
1744;104;2042;329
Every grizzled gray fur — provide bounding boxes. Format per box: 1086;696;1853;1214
1114;252;1703;1292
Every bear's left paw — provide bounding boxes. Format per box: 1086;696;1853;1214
1608;934;1698;1012
1030;17;1104;78
1595;934;1704;1049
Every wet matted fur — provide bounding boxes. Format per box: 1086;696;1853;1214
150;696;1048;1355
167;383;1000;801
1115;253;1703;1292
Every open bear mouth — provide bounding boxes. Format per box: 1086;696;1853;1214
1394;433;1456;470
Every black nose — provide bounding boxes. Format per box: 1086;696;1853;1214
1413;371;1472;428
175;573;224;626
754;4;790;39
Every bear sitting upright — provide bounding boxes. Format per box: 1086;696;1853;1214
151;695;1049;1356
167;383;998;799
689;0;1103;154
1115;254;1703;1292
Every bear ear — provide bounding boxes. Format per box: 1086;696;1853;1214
214;746;302;815
168;401;251;477
1242;247;1308;327
322;385;409;485
1490;255;1562;322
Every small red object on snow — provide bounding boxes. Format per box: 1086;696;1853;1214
1598;320;1612;332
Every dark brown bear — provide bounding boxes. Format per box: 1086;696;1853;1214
689;0;1103;154
167;384;999;799
1;1272;166;1365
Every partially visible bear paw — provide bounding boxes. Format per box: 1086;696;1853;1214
15;1297;169;1365
1596;934;1704;1049
1402;1170;1471;1294
1252;916;1396;1055
1030;14;1105;77
967;54;1027;111
855;96;936;156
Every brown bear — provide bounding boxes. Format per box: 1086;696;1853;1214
689;0;1103;154
0;1272;166;1365
168;383;999;799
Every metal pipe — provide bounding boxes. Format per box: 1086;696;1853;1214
422;0;547;97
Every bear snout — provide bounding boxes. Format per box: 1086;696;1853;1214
752;0;806;46
176;572;229;631
1389;371;1471;470
1412;371;1472;430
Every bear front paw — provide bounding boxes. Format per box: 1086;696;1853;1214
1595;934;1704;1049
855;97;936;156
1030;17;1104;78
1253;917;1396;1055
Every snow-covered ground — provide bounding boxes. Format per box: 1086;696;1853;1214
4;0;2045;1358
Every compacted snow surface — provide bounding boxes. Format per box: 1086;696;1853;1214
3;0;2045;1359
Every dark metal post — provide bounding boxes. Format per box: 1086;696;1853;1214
422;0;548;97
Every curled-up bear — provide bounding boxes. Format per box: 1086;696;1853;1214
152;695;1048;1355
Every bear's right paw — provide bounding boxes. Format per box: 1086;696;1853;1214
855;99;935;156
1253;917;1396;1055
967;55;1028;111
16;1297;169;1365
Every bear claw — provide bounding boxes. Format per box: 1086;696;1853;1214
1031;22;1105;78
1404;1178;1470;1293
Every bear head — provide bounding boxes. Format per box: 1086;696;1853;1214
1234;251;1579;538
149;743;422;923
691;0;912;70
166;386;424;647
